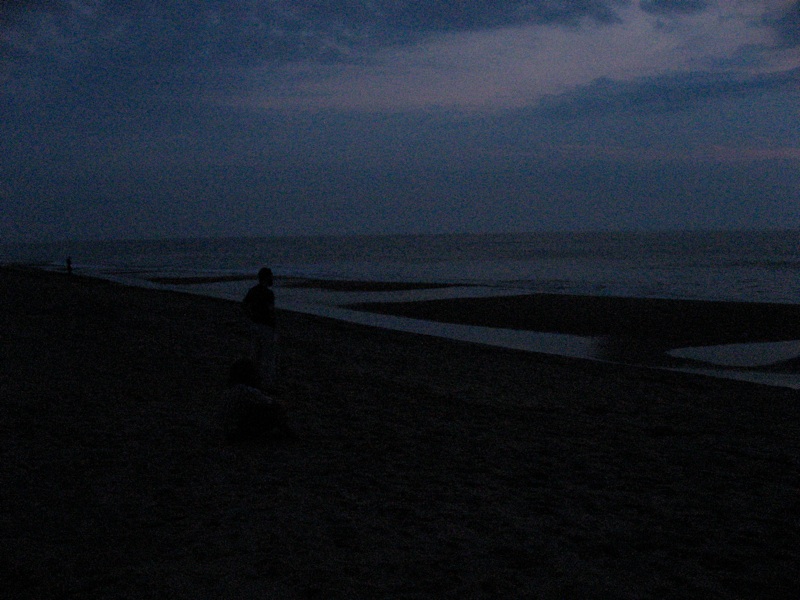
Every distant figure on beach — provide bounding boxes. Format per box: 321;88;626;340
219;358;295;443
66;256;73;275
242;267;277;386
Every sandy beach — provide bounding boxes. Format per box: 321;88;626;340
349;293;800;368
2;266;799;598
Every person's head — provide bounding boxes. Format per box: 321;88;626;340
228;358;262;388
258;267;273;287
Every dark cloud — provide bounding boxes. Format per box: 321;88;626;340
537;68;800;119
0;1;633;116
770;0;800;47
639;0;709;15
385;1;628;30
1;1;629;70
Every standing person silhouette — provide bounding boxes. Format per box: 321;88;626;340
242;267;277;387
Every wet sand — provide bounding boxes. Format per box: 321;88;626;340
2;266;799;598
147;274;466;292
279;277;467;292
350;294;800;367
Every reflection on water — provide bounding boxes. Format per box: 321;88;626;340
295;303;800;390
43;266;800;391
277;289;800;390
668;341;800;368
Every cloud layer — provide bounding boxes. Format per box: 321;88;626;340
3;1;798;111
1;1;799;241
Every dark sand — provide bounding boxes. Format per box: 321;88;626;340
350;294;800;367
2;267;799;598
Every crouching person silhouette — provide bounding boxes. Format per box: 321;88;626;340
220;358;296;443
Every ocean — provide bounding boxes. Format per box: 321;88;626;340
5;230;800;303
4;230;800;388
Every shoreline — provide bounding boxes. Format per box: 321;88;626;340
344;292;800;383
349;292;800;346
142;275;465;292
30;264;800;385
3;266;800;597
14;264;800;386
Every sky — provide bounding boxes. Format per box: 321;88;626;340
1;1;799;242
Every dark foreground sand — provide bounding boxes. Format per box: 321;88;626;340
2;267;799;598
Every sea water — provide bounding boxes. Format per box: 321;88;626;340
5;230;800;302
4;231;800;388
